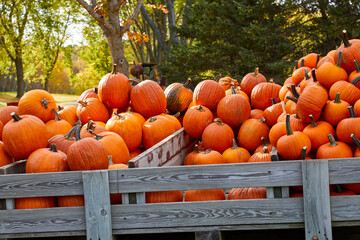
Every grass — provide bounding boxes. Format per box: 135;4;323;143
0;92;79;108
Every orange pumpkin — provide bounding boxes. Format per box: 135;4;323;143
329;78;360;106
193;149;225;165
15;197;56;209
202;118;234;153
130;149;143;159
225;86;249;102
251;82;281;110
316;134;353;159
316;51;348;88
238;118;270;153
218;76;239;90
222;139;251;163
58;105;78;126
45;109;73;139
348;60;360;84
48;125;79;154
78;87;99;101
0;106;18;125
292;62;311;86
263;98;284;127
80;120;108;138
254;137;274;154
183;144;202;165
323;92;350;126
57;195;85;207
249;109;264;120
193;80;225;111
142;116;176;149
297;52;320;69
0;141;12;167
185;189;225;202
269;121;287;145
228;187;266;200
240;67;267;97
77;98;109;124
334;30;360;73
183;105;214;138
164;78;194;114
336;106;360;143
248;146;271;162
146;191;183;203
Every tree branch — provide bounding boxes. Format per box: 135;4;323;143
0;37;15;62
76;0;114;32
167;0;180;44
120;0;144;35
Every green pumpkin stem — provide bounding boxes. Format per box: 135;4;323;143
231;139;238;149
114;112;125;119
75;125;82;141
286;96;298;103
111;64;117;74
11;112;22;122
214;74;221;82
50;143;58;152
149;117;157;123
342;30;352;48
203;149;212;154
351;134;360;150
301;146;307;160
196;105;205;112
315;54;320;68
184;78;192;88
309;114;317;127
355;60;360;73
334;92;341;103
261;137;269;146
64;126;77;140
41;98;49;109
214;118;224;126
231;86;236;95
348;106;356;118
262;146;269;154
300;59;304;68
290;84;300;99
253;67;259;77
90;130;103;140
351;76;360;86
328;134;338;147
311;69;318;82
52;109;61;121
285;114;293;136
304;68;310;80
271;98;276;105
336;51;343;68
294;61;298;70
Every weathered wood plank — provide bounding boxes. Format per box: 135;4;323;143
0;160;26;175
328;158;360;184
195;231;221;240
281;187;290;198
5;199;14;209
121;193;130;205
82;170;113;240
302;160;332;240
266;188;275;198
0;231;86;239
331;195;360;221
136;192;145;204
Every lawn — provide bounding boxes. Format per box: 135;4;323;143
0;92;79;108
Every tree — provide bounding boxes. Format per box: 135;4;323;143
76;0;144;75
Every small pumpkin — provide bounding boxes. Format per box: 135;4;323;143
164;78;194;114
323;92;350;126
45;109;73;139
142;116;176;149
263;98;284;127
80;119;108;138
183;144;202;165
0;106;18;125
218;76;239;90
248;146;271;162
225;86;249;102
316;134;353;159
228;187;266;200
222;139;251;163
238;117;270;152
58;105;78;126
292;60;311;86
316;51;348;88
336;106;360;143
250;109;264;120
348;60;360;84
130;149;143;159
250;82;281;110
254;137;274;153
240;67;267;97
329;77;360;106
202;118;234;153
78;86;99;101
48;125;80;154
193;149;225;165
77;98;109;124
183;105;214;138
0;141;12;167
297;52;320;69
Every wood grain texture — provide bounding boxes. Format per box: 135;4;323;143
329;158;360;184
0;160;26;175
302;160;332;240
82;170;113;240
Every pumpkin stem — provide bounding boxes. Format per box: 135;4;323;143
309;114;317;127
111;64;117;74
336;51;343;68
74;117;82;127
328;134;338;147
41;98;49;109
315;54;320;68
294;114;301;120
90;130;103;140
336;184;343;193
311;68;318;82
355;60;360;73
114;112;125;120
214;118;224;126
300;146;307;160
300;59;304;68
109;155;114;165
173;112;181;118
253;67;259;77
86;119;96;131
64;126;77;140
77;100;87;107
269;78;274;83
149;117;157;123
203;149;212;154
75;125;82;141
334;92;341;103
261;137;269;146
52;109;61;121
58;105;64;111
214;74;221;82
184;78;192;88
50;143;58;152
258;117;266;123
304;68;310;80
231;139;238;149
94;86;98;94
286;96;298;103
271;98;276;105
348;106;356;118
231;86;236;95
194;144;201;153
302;48;308;57
262;146;269;154
351;76;360;86
196;105;205;112
351;134;360;149
294;61;298;70
11;112;22;122
290;84;300;99
285;114;293;136
342;30;352;48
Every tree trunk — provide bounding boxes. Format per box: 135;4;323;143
15;53;25;98
43;71;51;91
104;31;129;76
167;0;180;44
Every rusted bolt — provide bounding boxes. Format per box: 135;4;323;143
312;236;318;240
101;209;107;216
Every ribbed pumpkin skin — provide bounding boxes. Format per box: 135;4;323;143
336;118;360;143
130;149;142;159
164;80;193;114
317;56;335;68
263;102;284;127
18;90;57;123
202;120;234;153
193;149;225;165
130;80;167;118
0;106;18;125
250;82;281;110
277;132;311;160
228;187;267;200
278;114;307;131
222;146;250;163
183;149;201;165
45;116;73;139
323;97;350;126
355;100;360;117
3;115;48;161
58;105;78;126
216;94;251;128
0;120;3;140
316;141;353;159
185;189;225;202
297;53;319;69
48;134;75;154
329;81;360;106
183;105;213;139
77;98;109;125
269;122;287;145
98;71;131;109
15;197;57;209
292;67;311;86
146;191;183;203
248;151;271;162
303;121;335;152
80;123;107;138
0;141;12;167
316;62;348;88
142;116;176;149
250;109;264;120
237;118;270;153
67;138;109;171
108;163;128;204
106;113;142;152
57;195;85;207
335;38;360;73
193;80;225;111
26;147;68;173
240;70;267;97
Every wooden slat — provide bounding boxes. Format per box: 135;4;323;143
281;187;290;198
329;158;360;184
82;170;113;240
331;195;360;221
136;192;146;204
0;160;26;175
302;160;332;240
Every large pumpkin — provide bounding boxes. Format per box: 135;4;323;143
316;134;353;159
164;78;193;114
18;89;57;123
98;64;131;109
78;87;99;101
193;80;225;111
316;51;348;88
334;30;360;73
250;82;281;110
185;189;225;202
329;78;360;106
322;92;350;126
142;116;176;149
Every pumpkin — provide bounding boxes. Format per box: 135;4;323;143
254;137;274;153
222;139;251;163
142;116;176;149
277;113;307;131
250;82;281;110
185;189;225;202
292;63;311;87
250;109;264;120
130;80;167;118
355;99;360;117
77;98;109;124
336;106;360;143
26;144;68;173
0;120;3;140
240;67;267;97
193;80;225;111
106;112;142;152
263;98;284;127
334;30;360;73
48;125;80;154
121;107;146;126
348;60;360;84
58;105;78;126
183;105;213;138
297;52;320;69
329;78;360;106
296;84;328;123
218;76;239;90
238;118;270;152
330;187;356;196
107;163;128;204
193;149;224;165
269;121;287;145
225;86;249;102
146;191;183;203
80;119;108;138
285;97;297;114
158;113;182;131
323;92;351;126
316;51;348;88
317;55;335;69
0;106;18;125
130;149;143;159
248;146;271;162
216;87;251;128
164;78;193;114
316;134;353;159
57;195;85;207
302;115;335;152
0;141;12;167
17;89;57;123
302;69;329;93
78;86;99;101
67;137;109;171
183;144;202;165
202;118;234;153
228;187;267;200
98;64;131;109
277;114;311;160
45;109;73;139
15;197;56;209
3;113;48;161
